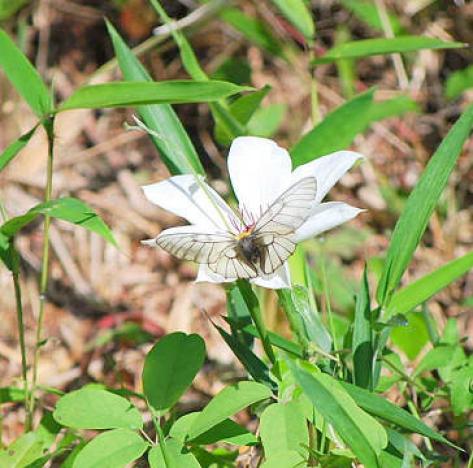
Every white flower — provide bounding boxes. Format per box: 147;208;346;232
142;136;364;289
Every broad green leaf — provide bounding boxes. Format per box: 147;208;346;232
149;440;200;468
340;0;402;34
0;28;51;116
290;363;387;468
0;432;44;467
0;125;38;172
72;429;148;468
388;251;473;317
377;105;473;306
106;20;204;176
313;36;464;65
220;8;284;57
58;81;251;111
391;312;429;359
143;332;205;411
450;365;473;416
53;388;142;430
0;197;117;246
413;345;463;377
212;57;252;85
188;381;272;440
170;412;258;446
339;381;455;447
445;65;473;100
260;401;309;459
269;0;314;39
248;103;286;138
353;266;373;389
261;450;304;468
291;89;374;167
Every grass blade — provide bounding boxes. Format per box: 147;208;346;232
0;125;38;172
387;251;473;317
377;105;473;306
0;28;52;117
269;0;314;39
313;36;465;65
106;20;204;176
58;81;252;111
291;89;374;166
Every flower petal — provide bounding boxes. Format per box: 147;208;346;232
251;263;291;289
295;202;364;243
228;137;292;219
195;264;234;284
291;151;364;203
142;175;236;231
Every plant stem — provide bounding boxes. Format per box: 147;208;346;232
153;413;173;468
28;116;55;428
320;255;337;352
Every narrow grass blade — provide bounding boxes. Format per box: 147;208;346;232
377;105;473;306
58;81;251;111
269;0;314;39
0;125;38;172
313;36;465;65
0;28;52;117
387;251;473;317
106;20;204;175
353;266;373;389
291;89;374;167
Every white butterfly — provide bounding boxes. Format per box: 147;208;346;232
147;177;317;279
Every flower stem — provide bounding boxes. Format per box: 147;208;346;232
152;412;173;468
28;115;55;428
320;255;337;353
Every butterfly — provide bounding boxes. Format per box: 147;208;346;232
148;176;317;279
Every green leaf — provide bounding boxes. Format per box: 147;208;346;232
0;386;25;404
313;36;465;65
72;429;148;468
0;232;20;272
248;104;286;138
290;363;387;468
269;0;314;39
143;332;205;411
413;345;462;377
170;412;258;446
353;266;373;389
58;81;251;111
53;388;142;430
212;321;274;388
0;27;51;117
0;125;38;172
260;401;309;459
188;381;272;440
450;365;473;416
0;0;29;21
0;197;117;246
339;381;455;447
445;65;473;100
388;251;473;317
149;440;200;468
391;312;429;360
261;450;305;468
220;8;284;57
0;432;44;467
291;89;374;167
368;95;419;121
106;20;204;176
340;0;402;34
377;105;473;306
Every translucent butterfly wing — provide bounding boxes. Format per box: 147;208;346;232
253;177;316;275
253;177;317;236
153;230;236;264
208;246;257;279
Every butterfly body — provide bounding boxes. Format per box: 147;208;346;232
149;176;317;280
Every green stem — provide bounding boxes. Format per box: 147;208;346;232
13;270;30;429
28;116;55;428
320;256;337;352
153;413;173;468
